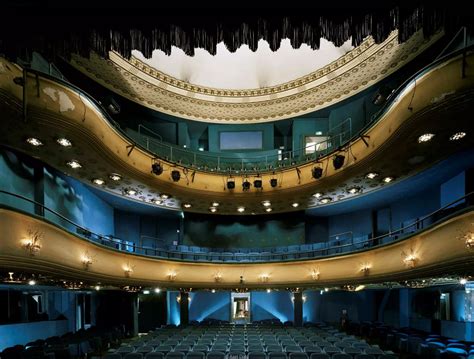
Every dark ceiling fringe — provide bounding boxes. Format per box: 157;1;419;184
0;5;469;62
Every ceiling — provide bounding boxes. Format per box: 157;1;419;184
133;38;353;89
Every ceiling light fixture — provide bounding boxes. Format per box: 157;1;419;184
153;199;162;205
365;172;379;179
313;192;323;198
143;290;150;295
28;280;36;286
155;288;161;293
450;132;466;141
126;188;137;196
209;207;217;213
262;200;271;207
292;203;299;208
212;289;216;293
237;206;245;213
266;289;271;293
66;160;82;169
347;186;362;194
160;193;170;200
383;176;394;183
183;203;192;208
460;278;468;285
265;208;272;213
417;133;435;143
92;178;105;186
57;138;72;147
109;173;122;181
211;202;220;207
320;197;332;204
26;137;43;146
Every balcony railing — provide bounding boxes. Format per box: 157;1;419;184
1;189;472;263
16;32;472;174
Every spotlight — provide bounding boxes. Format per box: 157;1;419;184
242;179;251;191
254;179;262;188
333;154;345;170
102;95;121;115
171;170;181;182
151;162;163;175
26;137;43;146
312;166;323;179
227;178;235;190
270;178;278;187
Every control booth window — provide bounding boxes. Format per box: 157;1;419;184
219;131;263;151
304;135;330;155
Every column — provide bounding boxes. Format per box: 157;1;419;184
293;291;303;327
180;291;189;326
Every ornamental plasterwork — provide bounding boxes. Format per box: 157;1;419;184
71;30;440;124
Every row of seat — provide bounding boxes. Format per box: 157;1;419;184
105;352;397;359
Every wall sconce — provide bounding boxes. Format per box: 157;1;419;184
457;225;474;249
22;229;43;256
123;262;135;277
402;249;418;268
176;294;191;303
311;268;320;280
360;263;371;276
291;295;307;303
81;251;95;270
259;274;270;283
167;271;177;281
214;272;223;283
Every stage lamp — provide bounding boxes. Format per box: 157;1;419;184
171;170;181;182
151;162;163;175
333;154;345;170
227;178;235;190
254;178;262;188
270;178;278;187
312;166;323;179
242;179;251;191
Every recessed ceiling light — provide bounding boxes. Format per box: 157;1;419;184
183;203;192;208
292;202;299;208
320;197;332;204
237;206;245;213
450;132;466;141
92;178;105;186
57;138;72;147
383;176;394;183
265;208;273;212
155;288;161;293
153;199;162;205
28;280;36;286
347;186;361;194
209;207;217;213
95;285;100;291
365;172;379;179
211;289;216;293
126;188;137;196
211;202;220;207
160;193;170;200
109;173;122;181
26;137;43;146
460;278;468;285
262;200;271;207
417;133;435;143
66;160;82;169
312;192;323;198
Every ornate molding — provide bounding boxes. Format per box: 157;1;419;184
70;30;443;123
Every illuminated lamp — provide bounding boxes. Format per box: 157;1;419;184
171;170;181;182
333;154;345;170
151;162;163;175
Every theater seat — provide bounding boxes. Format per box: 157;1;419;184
145;353;164;359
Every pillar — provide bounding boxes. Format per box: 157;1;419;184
180;291;189;326
294;291;303;327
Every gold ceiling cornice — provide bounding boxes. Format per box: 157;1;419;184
1;209;473;288
0;52;474;214
70;30;443;123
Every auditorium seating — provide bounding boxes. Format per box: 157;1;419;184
103;323;399;359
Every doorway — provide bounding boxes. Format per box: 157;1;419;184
231;292;250;324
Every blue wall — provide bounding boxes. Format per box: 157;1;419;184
440;171;466;208
251;291;294;323
189;292;230;322
167;291;181;326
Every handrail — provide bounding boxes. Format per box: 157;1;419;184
1;189;473;263
17;42;474;175
138;124;162;142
